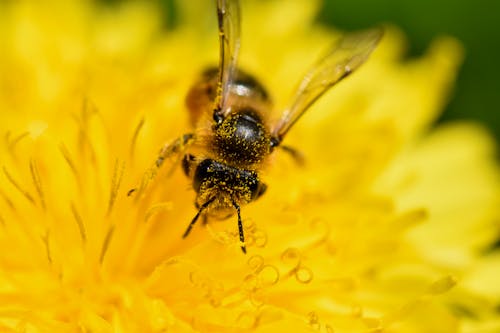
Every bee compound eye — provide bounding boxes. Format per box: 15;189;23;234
193;159;215;193
251;180;267;200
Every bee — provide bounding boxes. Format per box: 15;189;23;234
148;0;382;253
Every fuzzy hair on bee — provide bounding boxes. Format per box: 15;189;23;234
133;0;382;253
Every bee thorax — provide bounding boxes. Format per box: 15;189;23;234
213;110;271;167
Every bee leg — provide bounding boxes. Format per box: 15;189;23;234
156;133;196;169
183;197;215;238
128;133;196;198
182;154;196;177
280;145;305;166
201;213;209;225
232;199;246;254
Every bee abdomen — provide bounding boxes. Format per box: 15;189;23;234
185;67;271;128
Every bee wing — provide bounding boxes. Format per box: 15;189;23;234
272;28;383;142
214;0;241;119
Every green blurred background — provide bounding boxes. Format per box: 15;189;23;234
319;0;500;143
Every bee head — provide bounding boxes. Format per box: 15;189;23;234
193;159;267;208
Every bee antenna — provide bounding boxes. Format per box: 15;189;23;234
183;197;215;238
231;199;246;254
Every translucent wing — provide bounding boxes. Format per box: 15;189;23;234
272;28;383;142
213;0;241;120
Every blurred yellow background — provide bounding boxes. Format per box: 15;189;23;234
142;0;499;142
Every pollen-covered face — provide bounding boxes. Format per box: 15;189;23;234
192;158;267;212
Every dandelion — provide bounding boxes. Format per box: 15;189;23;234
0;0;499;332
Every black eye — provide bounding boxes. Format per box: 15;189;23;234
251;181;267;200
193;159;215;192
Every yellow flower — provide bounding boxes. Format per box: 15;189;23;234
1;0;499;332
